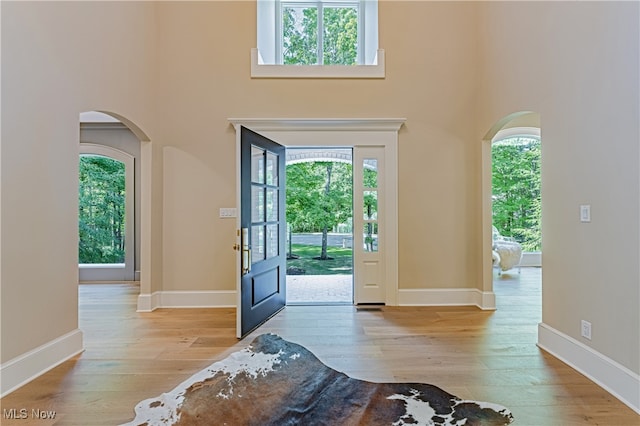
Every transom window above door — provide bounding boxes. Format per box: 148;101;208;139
253;0;384;78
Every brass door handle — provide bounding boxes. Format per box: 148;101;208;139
233;244;240;251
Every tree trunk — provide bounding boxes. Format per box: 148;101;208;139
321;224;329;259
319;163;333;260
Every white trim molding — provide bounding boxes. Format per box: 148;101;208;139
251;48;385;79
137;292;161;312
137;291;237;311
538;322;640;414
397;288;497;310
492;126;541;142
228;117;405;312
0;329;83;397
228;117;404;132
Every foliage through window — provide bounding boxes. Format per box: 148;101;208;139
282;2;358;65
492;137;541;252
286;161;353;260
79;155;126;263
257;0;378;68
363;163;378;252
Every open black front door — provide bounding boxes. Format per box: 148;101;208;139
239;126;286;338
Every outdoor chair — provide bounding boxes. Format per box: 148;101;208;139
492;226;522;275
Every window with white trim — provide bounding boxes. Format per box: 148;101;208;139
254;0;383;78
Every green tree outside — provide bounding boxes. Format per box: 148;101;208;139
286;161;353;260
282;5;358;65
363;167;378;251
492;137;541;251
79;155;126;263
283;6;318;64
323;7;358;65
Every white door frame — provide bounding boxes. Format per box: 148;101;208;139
229;118;405;306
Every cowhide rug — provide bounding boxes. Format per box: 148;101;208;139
123;334;514;425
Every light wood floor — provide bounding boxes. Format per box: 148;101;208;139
1;268;638;425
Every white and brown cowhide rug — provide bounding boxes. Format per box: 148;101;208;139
123;334;514;425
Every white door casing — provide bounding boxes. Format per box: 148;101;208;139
230;118;405;306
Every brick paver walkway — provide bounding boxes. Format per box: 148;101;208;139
286;274;353;304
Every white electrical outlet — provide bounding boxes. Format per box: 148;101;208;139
581;320;592;340
580;205;591;222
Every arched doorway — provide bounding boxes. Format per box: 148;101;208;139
491;126;541;267
78;111;152;310
481;112;542;302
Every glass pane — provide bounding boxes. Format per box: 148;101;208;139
266;224;279;259
252;146;264;184
266;188;278;222
363;159;377;188
363;190;377;220
266;152;278;186
252;186;264;223
363;222;378;252
323;6;358;65
79;155;126;264
282;6;318;65
252;225;265;263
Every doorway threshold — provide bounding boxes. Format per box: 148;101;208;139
286;301;353;306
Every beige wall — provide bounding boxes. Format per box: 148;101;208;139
477;1;639;374
152;1;482;292
1;1;157;363
1;0;484;365
1;0;638;399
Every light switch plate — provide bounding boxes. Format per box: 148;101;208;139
219;208;237;218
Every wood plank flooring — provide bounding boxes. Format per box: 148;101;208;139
1;268;638;425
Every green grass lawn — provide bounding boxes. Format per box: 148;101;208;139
286;244;353;275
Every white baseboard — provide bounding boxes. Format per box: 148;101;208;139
538;322;640;414
397;288;496;310
137;291;161;312
137;290;236;311
0;329;84;397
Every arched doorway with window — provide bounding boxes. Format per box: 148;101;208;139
481;112;542;310
79;145;134;281
491;126;541;269
79;112;140;282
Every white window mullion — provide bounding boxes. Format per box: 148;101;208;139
357;0;364;65
276;0;283;64
317;1;323;65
